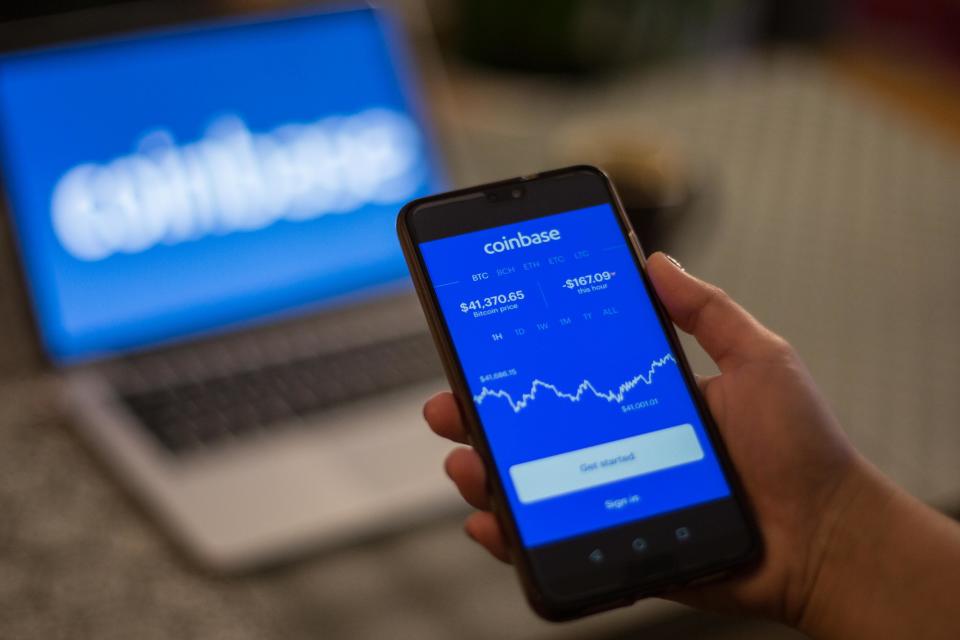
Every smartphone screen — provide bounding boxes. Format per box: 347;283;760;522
403;168;755;614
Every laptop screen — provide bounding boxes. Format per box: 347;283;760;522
0;6;442;364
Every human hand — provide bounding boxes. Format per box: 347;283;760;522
423;252;868;626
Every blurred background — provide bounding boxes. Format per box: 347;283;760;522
1;0;958;638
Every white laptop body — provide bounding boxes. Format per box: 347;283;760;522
0;4;456;571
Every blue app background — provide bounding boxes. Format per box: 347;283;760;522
419;205;731;547
0;8;442;362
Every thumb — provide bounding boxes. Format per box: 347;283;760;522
646;252;783;372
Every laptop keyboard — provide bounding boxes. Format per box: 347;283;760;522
120;333;442;454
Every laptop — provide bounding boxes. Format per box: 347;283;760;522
0;4;458;571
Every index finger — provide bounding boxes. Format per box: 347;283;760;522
423;391;469;444
646;252;784;372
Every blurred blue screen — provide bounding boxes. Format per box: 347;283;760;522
0;7;442;363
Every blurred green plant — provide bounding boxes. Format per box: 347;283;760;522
455;0;763;73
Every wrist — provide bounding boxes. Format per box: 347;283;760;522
796;458;907;639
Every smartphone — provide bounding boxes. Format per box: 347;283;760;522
397;166;760;620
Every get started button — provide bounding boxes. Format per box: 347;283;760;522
508;424;704;504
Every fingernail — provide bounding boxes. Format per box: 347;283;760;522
665;254;685;271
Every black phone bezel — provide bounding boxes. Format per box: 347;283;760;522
397;165;761;620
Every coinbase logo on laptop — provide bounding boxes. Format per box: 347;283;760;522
52;108;423;261
0;8;442;361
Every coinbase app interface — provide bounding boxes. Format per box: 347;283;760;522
420;204;731;547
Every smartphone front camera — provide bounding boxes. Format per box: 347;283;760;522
511;187;524;199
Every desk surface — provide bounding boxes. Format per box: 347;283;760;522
1;51;956;639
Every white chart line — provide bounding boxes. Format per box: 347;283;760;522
474;353;676;413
